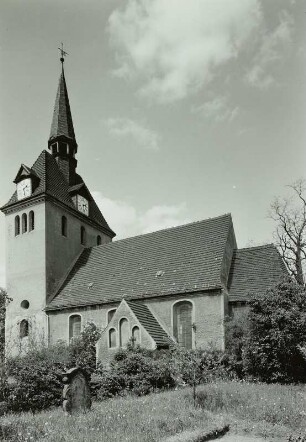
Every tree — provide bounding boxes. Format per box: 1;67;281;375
243;278;306;383
0;288;12;363
270;179;306;285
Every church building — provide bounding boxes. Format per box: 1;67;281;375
1;59;287;361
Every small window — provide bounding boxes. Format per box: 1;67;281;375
81;226;86;245
22;213;27;233
20;300;30;309
62;216;67;237
97;235;102;246
51;142;58;155
132;326;140;346
69;315;81;340
119;318;130;348
107;309;116;324
29;211;34;231
109;328;117;348
15;215;20;236
20;319;29;339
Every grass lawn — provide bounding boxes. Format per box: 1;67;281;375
1;381;305;442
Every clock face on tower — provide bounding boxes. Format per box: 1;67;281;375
77;195;89;216
17;178;32;200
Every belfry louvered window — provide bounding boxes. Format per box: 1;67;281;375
22;213;27;233
15;215;20;236
173;301;193;349
29;211;35;231
81;226;86;245
62;216;67;237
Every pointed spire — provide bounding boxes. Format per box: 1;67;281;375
49;66;76;143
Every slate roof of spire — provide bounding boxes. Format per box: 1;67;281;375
228;245;288;302
1;150;115;235
49;68;76;142
125;300;175;348
46;214;234;310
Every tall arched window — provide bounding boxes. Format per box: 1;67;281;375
97;235;101;246
69;315;81;340
62;216;67;237
119;318;130;348
81;226;86;245
132;326;140;346
29;211;35;231
20;319;29;339
22;213;27;233
109;328;117;348
107;309;116;324
15;215;20;236
173;301;193;349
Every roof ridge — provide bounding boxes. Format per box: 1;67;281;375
237;243;275;252
94;213;232;246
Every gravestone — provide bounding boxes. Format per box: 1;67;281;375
62;367;91;414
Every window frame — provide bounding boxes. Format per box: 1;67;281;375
15;215;20;236
68;314;82;341
29;211;35;232
22;213;27;234
172;299;194;349
61;216;67;237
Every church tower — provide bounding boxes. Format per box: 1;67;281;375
1;54;115;355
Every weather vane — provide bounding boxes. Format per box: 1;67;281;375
58;42;68;64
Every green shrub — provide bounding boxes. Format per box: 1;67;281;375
243;278;306;383
95;345;175;399
6;342;69;412
4;321;102;412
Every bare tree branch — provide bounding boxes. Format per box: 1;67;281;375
270;179;306;286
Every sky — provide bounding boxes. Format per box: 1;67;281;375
0;0;305;288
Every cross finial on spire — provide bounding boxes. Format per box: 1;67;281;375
58;42;68;65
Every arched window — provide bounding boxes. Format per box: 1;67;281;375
97;235;101;246
132;326;140;346
62;216;67;237
107;309;116;324
29;211;35;231
22;213;27;233
69;315;81;340
15;215;20;236
81;226;86;245
20;319;29;339
119;318;130;348
109;328;117;348
173;301;193;349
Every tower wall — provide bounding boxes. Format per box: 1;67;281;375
45;201;112;299
5;202;48;357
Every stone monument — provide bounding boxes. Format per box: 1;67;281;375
62;367;91;414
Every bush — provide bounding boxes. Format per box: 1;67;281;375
95;344;176;399
5;342;69;412
224;313;249;379
4;321;102;412
243;278;306;383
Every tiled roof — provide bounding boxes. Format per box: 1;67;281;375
228;244;288;302
126;300;174;348
46;214;233;310
49;69;75;142
1;150;114;234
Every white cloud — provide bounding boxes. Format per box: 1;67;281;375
245;10;294;89
105;117;160;150
92;191;190;239
192;96;239;123
108;0;262;103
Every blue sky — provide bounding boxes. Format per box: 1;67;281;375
0;0;305;287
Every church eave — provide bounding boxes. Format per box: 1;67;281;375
45;286;222;312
